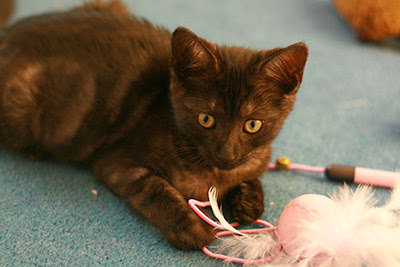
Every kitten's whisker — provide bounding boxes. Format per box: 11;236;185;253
143;145;198;169
271;145;302;158
143;145;193;166
148;147;201;176
187;157;204;173
142;145;170;166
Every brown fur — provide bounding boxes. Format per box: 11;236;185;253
0;1;308;250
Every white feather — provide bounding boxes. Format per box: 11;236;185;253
209;181;400;267
208;186;244;236
212;232;279;264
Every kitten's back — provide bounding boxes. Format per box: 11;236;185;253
0;4;171;162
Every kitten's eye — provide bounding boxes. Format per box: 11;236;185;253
244;120;262;133
198;113;215;128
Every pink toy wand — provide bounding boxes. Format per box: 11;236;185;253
269;156;399;188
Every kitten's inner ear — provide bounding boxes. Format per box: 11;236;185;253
171;27;219;79
258;43;308;94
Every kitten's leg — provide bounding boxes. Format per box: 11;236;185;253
93;153;216;250
228;178;264;224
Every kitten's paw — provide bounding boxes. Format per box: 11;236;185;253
166;213;216;250
230;181;264;224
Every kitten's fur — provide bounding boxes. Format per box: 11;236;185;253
0;1;308;250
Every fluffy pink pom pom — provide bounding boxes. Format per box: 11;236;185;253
278;194;335;256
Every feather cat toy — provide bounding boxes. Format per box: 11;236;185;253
189;160;400;266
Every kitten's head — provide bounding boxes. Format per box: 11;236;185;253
169;27;308;171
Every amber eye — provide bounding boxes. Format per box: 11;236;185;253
244;120;262;133
198;113;215;128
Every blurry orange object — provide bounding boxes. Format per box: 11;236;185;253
333;0;400;41
0;0;13;29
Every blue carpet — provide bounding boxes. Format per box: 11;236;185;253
1;0;399;266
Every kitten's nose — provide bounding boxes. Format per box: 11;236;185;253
216;146;236;161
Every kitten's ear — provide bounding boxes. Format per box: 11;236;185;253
258;43;308;94
171;27;219;79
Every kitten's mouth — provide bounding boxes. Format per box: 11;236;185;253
216;163;237;171
212;158;246;171
202;156;238;171
198;148;245;170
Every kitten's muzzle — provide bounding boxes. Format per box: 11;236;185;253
216;143;236;161
213;144;239;170
214;153;240;170
216;151;236;162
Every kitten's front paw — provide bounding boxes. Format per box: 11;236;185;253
230;180;264;224
166;213;216;250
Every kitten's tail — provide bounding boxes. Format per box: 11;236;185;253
0;0;13;29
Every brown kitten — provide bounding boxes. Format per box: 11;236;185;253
0;1;308;250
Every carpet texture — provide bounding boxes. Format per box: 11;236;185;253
1;0;399;266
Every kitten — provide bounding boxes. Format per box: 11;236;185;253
0;0;308;250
